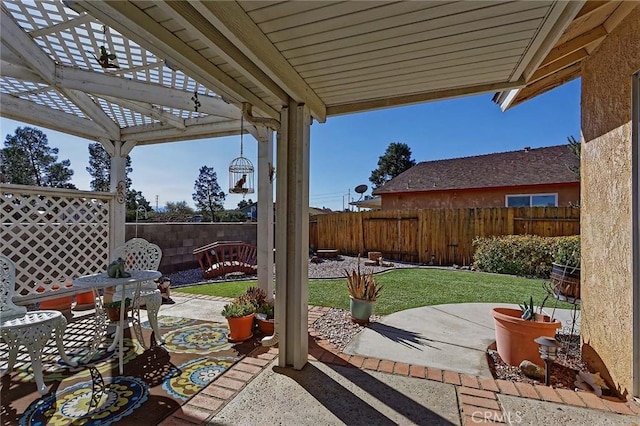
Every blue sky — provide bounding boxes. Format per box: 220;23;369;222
0;79;580;211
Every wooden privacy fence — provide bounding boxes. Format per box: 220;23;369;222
309;207;580;265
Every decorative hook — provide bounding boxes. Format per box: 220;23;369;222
191;92;201;112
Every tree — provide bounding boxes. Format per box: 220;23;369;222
126;189;151;212
165;201;194;214
86;142;132;192
369;142;416;189
193;166;226;222
567;135;581;179
0;126;76;188
237;198;254;210
86;142;151;220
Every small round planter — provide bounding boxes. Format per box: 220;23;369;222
74;291;95;311
105;306;128;322
256;315;275;335
349;296;375;325
226;313;255;342
491;307;561;367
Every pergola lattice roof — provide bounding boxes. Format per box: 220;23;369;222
1;0;244;146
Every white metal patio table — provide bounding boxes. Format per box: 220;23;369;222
72;269;161;374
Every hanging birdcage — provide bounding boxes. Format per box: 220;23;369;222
229;109;254;195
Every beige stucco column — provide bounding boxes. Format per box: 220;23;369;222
580;6;640;399
256;128;275;298
275;102;310;369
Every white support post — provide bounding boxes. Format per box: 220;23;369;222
109;141;128;252
275;102;310;369
257;128;274;298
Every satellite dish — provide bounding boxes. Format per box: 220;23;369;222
354;184;368;194
354;184;368;202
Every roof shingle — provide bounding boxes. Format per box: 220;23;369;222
373;145;579;195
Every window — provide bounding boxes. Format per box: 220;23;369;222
506;194;557;207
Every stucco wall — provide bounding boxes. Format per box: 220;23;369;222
125;222;257;273
381;183;579;210
581;6;639;398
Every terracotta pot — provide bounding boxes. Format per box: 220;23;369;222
350;296;375;325
491;307;561;367
37;283;73;311
226;313;255;342
105;306;128;322
74;291;95;310
257;317;274;335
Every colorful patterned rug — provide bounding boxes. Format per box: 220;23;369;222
0;315;255;425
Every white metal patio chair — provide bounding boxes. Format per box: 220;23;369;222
0;255;77;395
110;238;163;349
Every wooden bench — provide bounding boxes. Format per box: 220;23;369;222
193;241;258;279
316;249;339;259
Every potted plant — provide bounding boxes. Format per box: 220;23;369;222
256;301;275;334
491;295;561;368
345;259;383;324
550;238;580;300
238;286;276;334
221;301;255;342
103;298;131;322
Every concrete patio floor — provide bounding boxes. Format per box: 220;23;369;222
155;294;639;425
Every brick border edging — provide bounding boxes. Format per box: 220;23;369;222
160;298;640;425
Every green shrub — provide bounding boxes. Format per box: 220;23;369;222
473;235;580;278
553;235;580;266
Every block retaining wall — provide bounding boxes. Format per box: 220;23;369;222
125;222;257;274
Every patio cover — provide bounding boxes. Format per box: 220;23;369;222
4;0;633;370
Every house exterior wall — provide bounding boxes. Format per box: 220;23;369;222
380;183;579;210
581;5;639;399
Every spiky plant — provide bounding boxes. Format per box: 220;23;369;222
345;256;383;301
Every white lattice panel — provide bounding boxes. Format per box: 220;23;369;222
0;184;114;297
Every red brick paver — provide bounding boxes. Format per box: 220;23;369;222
555;388;586;407
459;386;497;400
443;370;461;385
602;398;635;415
577;391;610;411
426;367;443;382
514;382;540;400
477;377;500;392
534;385;563;403
394;362;410;376
377;359;395;373
460;374;480;389
362;358;380;370
496;379;519;396
409;364;426;378
202;385;236;400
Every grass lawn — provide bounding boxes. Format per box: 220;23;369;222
175;268;574;315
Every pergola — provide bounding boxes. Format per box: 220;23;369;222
1;0;636;374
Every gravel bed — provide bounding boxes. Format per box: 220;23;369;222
308;255;417;279
311;308;383;351
166;255;421;287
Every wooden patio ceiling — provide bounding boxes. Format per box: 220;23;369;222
68;0;585;123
